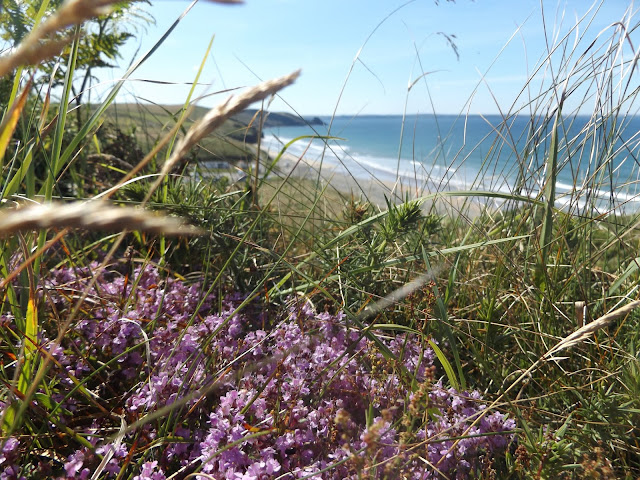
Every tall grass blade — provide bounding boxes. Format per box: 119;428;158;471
2;289;37;434
16;295;37;397
428;339;459;391
46;0;203;190
607;256;640;298
0;80;31;173
43;29;80;200
158;33;216;262
537;105;563;290
424;250;466;390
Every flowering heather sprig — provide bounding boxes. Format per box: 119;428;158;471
1;263;515;479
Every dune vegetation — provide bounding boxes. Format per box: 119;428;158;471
1;0;640;479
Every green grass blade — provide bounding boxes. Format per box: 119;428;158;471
424;251;466;391
428;339;459;391
43;29;80;200
16;296;37;396
159;33;216;262
538;106;562;289
44;1;202;192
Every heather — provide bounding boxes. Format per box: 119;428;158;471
2;262;514;478
2;0;640;479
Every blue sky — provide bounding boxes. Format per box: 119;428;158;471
101;0;636;115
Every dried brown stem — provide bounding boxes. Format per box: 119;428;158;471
0;202;203;236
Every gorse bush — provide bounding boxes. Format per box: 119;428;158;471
1;262;515;479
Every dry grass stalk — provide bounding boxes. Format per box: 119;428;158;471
543;299;640;360
0;0;120;77
433;298;640;463
0;37;77;77
144;70;301;202
0;202;203;236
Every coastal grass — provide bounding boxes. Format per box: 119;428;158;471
1;0;640;478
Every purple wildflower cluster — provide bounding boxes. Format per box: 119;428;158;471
1;263;515;479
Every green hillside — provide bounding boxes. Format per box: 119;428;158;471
97;103;323;164
97;102;262;164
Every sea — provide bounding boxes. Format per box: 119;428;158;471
262;114;640;214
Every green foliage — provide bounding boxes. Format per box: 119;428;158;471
0;0;39;44
380;196;425;241
118;174;274;291
0;75;13;110
87;123;144;190
3;0;640;477
1;0;152;86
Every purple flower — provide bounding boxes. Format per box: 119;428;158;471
63;449;91;479
0;438;19;467
0;465;25;480
8;263;515;479
133;461;166;480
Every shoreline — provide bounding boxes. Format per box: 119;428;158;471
256;141;640;218
263;146;487;218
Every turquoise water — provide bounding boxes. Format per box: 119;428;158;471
264;114;640;213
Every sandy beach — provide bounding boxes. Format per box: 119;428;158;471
266;147;485;218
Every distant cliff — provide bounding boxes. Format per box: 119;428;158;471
231;109;324;128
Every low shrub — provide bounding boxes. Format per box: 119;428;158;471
1;262;515;479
